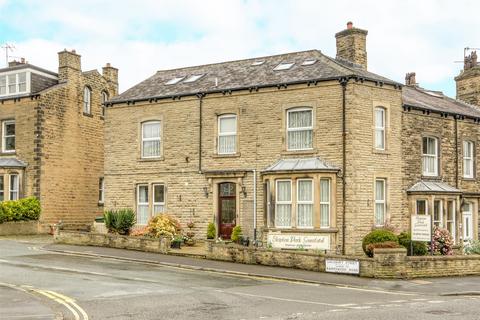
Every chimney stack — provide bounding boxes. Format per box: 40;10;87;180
58;49;81;82
335;21;368;70
405;72;417;86
102;63;119;96
455;50;480;106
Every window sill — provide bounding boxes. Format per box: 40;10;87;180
421;175;441;180
83;112;93;118
98;202;104;207
213;153;241;158
138;157;164;162
372;149;390;155
462;177;476;182
281;149;317;156
0;151;16;156
268;227;338;233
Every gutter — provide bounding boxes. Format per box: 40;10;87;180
197;93;204;174
340;77;348;255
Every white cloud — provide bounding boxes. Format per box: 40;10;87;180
4;0;480;96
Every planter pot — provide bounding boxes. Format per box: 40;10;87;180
171;241;182;249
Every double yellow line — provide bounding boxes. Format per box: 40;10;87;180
0;282;88;320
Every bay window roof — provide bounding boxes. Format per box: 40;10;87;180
263;157;339;173
407;180;461;194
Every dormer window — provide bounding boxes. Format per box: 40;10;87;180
0;72;28;96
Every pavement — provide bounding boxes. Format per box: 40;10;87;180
41;239;480;296
2;235;480;319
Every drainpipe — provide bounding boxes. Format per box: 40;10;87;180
340;78;348;255
454;116;459;188
197;93;204;173
253;169;257;243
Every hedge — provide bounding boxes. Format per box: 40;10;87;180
0;197;41;223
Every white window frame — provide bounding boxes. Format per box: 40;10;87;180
2;120;15;153
98;177;105;204
446;200;456;242
9;174;19;200
462;202;473;242
374;178;386;227
101;91;108;118
319;178;331;228
217;114;237;155
286;107;313;151
416;199;428;215
152;183;166;215
0;70;34;97
422;136;438;176
136;184;149;225
374;107;386;150
433;199;443;227
83;86;92;114
463;140;474;178
141;121;162;159
275;179;292;228
296;179;314;229
17;72;27;92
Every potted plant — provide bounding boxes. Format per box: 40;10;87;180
185;221;196;246
206;222;216;240
231;226;242;244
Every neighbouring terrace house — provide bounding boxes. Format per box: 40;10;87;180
0;51;118;230
105;22;480;255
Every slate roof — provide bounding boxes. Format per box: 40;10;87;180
407;180;461;194
110;49;399;104
402;86;480;118
0;158;27;168
262;157;339;173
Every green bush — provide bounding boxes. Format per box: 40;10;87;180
465;240;480;255
0;197;41;224
104;209;136;235
398;231;428;256
206;222;216;239
231;226;242;243
362;229;398;257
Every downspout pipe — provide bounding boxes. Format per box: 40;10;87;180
454;115;459;188
253;169;257;243
197;93;204;174
340;77;348;255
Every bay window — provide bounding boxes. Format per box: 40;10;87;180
287;108;313;150
375;179;386;226
320;179;330;228
433;199;443;227
463;141;474;178
275;180;292;227
416;199;427;215
422;137;438;176
374;107;385;150
218;114;237;154
141;121;161;158
9;174;18;200
446;200;456;242
296;179;313;228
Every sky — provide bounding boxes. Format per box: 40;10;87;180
0;0;478;97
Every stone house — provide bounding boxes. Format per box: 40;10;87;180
0;51;118;229
105;22;480;254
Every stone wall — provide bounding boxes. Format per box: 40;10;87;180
0;221;40;236
54;230;170;254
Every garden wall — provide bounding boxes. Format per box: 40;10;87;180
54;230;170;254
0;221;40;236
207;243;480;279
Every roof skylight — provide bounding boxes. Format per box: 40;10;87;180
273;62;294;71
165;76;184;85
301;59;317;66
251;60;265;66
184;74;205;83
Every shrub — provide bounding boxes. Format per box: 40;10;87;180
130;226;149;237
206;222;216;239
366;241;401;255
362;229;398;257
398;231;428;256
103;209;136;235
147;214;181;239
465;240;480;255
431;227;454;255
231;226;242;243
0;197;41;223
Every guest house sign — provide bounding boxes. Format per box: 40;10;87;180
411;214;432;242
267;233;330;250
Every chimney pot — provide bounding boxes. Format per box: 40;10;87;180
405;72;417;86
347;21;353;29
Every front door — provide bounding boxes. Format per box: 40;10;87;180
463;202;473;243
218;182;236;239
